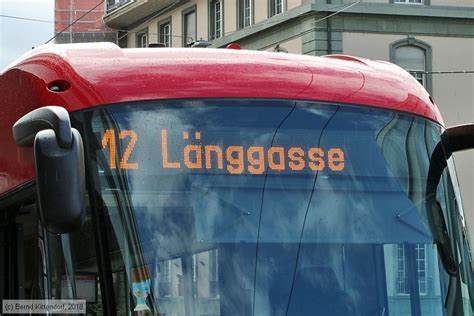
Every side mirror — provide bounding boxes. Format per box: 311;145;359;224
446;124;474;153
426;123;474;276
13;106;85;233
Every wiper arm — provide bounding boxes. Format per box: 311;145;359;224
395;203;432;238
426;137;457;276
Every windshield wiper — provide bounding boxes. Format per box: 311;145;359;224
426;138;458;276
283;107;340;316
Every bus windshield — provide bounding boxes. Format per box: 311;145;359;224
80;99;471;315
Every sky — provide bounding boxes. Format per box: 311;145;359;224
0;0;54;71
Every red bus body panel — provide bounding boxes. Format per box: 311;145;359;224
0;42;443;196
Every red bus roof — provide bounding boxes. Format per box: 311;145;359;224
0;42;442;196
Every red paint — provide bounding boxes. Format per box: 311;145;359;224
226;43;242;50
0;42;443;196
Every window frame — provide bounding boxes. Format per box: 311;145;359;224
396;244;428;296
136;27;149;48
415;244;428;295
390;37;433;94
209;249;219;297
407;69;425;87
209;0;224;40
237;0;254;29
269;0;286;17
158;17;172;47
182;5;197;47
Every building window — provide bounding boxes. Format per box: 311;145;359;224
159;20;171;47
410;70;424;86
394;0;423;3
158;260;172;297
107;0;125;13
192;254;198;283
269;0;285;17
390;37;432;93
238;0;253;29
210;0;223;40
393;45;426;86
136;28;148;48
209;249;219;297
183;7;196;46
162;260;171;283
415;244;427;294
396;244;427;295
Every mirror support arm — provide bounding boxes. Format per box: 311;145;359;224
446;124;474;153
13;106;73;149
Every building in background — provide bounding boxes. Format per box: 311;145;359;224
55;0;117;44
103;0;473;228
102;0;473;314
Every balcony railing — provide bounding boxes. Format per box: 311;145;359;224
106;0;131;13
104;0;178;29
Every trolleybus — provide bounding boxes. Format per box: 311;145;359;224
1;42;474;315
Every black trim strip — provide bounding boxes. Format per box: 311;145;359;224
73;97;446;127
0;180;36;211
79;111;117;315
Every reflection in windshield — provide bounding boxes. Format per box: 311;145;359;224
84;99;471;315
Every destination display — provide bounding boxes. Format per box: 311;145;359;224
90;99;443;246
100;128;346;174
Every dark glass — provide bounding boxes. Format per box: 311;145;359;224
80;99;473;316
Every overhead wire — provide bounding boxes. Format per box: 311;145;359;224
260;1;361;50
118;30;193;42
115;0;185;43
0;14;54;23
118;1;362;46
214;1;360;39
3;3;474;75
311;0;361;24
44;0;105;44
411;71;474;75
0;14;193;42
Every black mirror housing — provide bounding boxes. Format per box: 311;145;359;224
35;128;85;233
13;106;86;233
446;124;474;153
